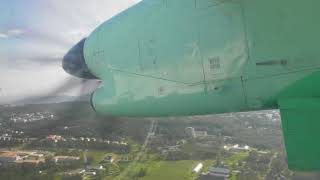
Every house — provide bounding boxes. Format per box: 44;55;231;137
208;167;231;179
84;171;97;176
0;151;47;165
102;155;114;163
224;144;250;152
194;131;208;138
54;156;80;165
86;165;105;171
257;150;269;154
15;159;45;165
47;135;64;143
161;145;181;155
185;127;208;138
167;145;180;151
15;151;45;165
0;151;21;164
185;127;196;138
82;165;105;176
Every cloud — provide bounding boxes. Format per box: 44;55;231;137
0;28;26;39
0;33;8;39
7;29;25;36
1;0;142;98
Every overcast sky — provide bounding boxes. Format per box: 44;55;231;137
0;0;141;102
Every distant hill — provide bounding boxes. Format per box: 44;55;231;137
0;95;90;106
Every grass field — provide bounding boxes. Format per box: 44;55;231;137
141;161;196;180
123;160;209;180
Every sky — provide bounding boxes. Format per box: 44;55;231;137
0;0;141;102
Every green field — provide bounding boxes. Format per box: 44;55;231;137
123;160;214;180
141;161;196;180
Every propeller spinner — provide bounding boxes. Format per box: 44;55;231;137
62;38;98;79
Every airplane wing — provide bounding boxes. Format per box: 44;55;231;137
279;98;320;170
278;70;320;170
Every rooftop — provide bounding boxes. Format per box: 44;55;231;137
0;151;18;158
15;159;44;164
54;156;80;160
209;167;231;174
86;165;104;171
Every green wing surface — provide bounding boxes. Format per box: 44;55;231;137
279;98;320;170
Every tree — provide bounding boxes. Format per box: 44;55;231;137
136;168;147;177
61;175;82;180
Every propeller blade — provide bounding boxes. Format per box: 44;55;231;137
13;78;101;105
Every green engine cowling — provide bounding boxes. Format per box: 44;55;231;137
78;0;320;171
84;0;249;117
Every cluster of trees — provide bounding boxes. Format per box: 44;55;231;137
0;139;25;148
26;139;130;153
265;153;292;180
154;112;283;151
236;151;292;180
236;168;260;180
136;168;147;177
0;164;55;180
61;175;82;180
160;147;219;161
244;151;271;172
164;151;190;161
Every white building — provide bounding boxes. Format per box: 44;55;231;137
185;127;208;138
193;163;203;173
185;127;196;138
54;156;80;165
194;131;208;137
224;144;250;152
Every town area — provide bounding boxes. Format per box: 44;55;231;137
0;102;317;180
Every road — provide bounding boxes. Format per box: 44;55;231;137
115;119;157;180
263;152;278;180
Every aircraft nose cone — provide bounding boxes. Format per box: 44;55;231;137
62;38;98;79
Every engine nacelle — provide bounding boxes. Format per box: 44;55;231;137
84;0;248;117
